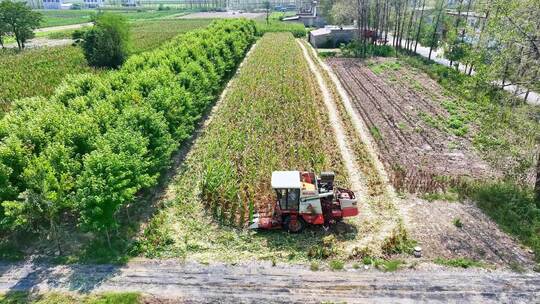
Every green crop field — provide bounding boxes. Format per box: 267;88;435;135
0;47;103;114
0;19;213;112
37;9;187;28
130;19;213;53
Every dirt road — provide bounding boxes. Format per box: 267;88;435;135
4;38;73;49
0;260;538;303
35;23;93;33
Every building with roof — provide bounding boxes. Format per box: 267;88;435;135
42;0;62;9
308;26;357;48
83;0;104;8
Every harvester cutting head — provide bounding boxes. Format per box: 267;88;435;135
249;171;358;233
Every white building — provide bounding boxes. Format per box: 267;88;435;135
121;0;137;7
83;0;104;8
42;0;62;10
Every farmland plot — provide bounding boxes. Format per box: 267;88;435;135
327;57;495;193
326;56;537;267
135;33;357;262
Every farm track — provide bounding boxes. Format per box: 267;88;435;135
298;40;403;254
1;261;539;303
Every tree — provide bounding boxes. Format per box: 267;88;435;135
331;0;357;25
76;13;130;68
264;1;270;25
534;145;540;203
427;0;446;60
0;0;41;50
0;17;8;48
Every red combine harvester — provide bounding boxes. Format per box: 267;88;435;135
249;171;359;233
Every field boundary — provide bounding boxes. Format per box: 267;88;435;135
298;40;406;255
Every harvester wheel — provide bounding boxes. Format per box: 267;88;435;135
283;216;305;233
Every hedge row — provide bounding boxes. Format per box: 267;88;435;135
0;19;256;236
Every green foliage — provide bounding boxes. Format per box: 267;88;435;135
453;218;463;228
0;20;256;240
129;19;213;54
459;181;540;261
399;53;540;183
420;189;459;202
308;235;339;259
256;20;306;38
361;256;403;271
0;20;212;112
0;292;141;304
381;224;416;255
434;257;484;268
341;41;395;58
328;259;344;270
0;0;42;50
310;261;320;271
77;13;130;68
37;8;187;28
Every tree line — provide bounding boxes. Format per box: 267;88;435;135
321;0;539;101
0;19;256;251
321;0;539;199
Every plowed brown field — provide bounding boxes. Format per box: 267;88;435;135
327;57;495;193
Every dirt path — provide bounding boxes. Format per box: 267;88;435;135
298;40;403;255
1;260;539;303
36;23;93;33
4;38;73;49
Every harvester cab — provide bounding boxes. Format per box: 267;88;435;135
249;171;358;233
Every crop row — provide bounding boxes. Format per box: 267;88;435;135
196;32;346;226
0;19;256;240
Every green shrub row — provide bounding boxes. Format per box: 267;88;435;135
255;21;306;38
0;19;256;238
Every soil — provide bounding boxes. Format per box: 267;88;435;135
325;56;536;269
4;38;73;49
327;57;494;193
402;197;535;268
1;260;539;303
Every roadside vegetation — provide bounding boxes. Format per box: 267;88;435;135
0;19;255;260
0;292;142;304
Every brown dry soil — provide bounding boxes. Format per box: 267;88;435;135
402;197;535;267
327;57;494;193
1;261;539;303
326;57;535;269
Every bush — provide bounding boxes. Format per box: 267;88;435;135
459;181;540;261
256;21;306;38
0;19;256;239
77;13;130;68
341;41;395;58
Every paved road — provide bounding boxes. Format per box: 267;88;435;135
0;260;539;303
